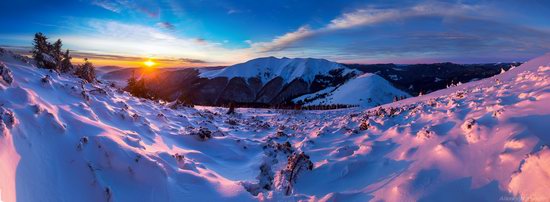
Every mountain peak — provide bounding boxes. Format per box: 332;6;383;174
200;56;356;83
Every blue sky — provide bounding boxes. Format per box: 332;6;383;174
1;0;549;67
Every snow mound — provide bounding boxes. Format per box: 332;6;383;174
199;57;356;83
295;73;410;107
508;147;550;201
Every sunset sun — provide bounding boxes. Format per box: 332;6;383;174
144;59;156;67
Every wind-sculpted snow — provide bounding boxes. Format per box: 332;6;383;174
0;49;549;201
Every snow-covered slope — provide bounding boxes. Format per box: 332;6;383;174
294;73;410;107
199;57;357;83
1;48;549;202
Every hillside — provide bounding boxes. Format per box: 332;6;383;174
0;49;549;201
294;73;410;107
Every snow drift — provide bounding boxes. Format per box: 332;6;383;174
0;48;549;201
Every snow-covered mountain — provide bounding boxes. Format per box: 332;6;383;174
1;48;549;201
294;73;410;107
143;57;360;105
200;56;357;83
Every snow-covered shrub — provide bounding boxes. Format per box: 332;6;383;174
77;136;89;151
275;152;314;195
172;153;184;162
0;62;13;84
0;107;16;128
416;126;434;140
0;121;6;137
492;108;505;117
75;58;96;83
191;127;212;141
359;120;370;130
41;75;51;84
104;187;112;201
461;118;477;131
243;162;275;196
225;119;238;125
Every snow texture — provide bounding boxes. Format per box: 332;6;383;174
0;49;549;201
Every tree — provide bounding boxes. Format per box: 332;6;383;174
127;70;137;91
226;102;236;115
51;39;63;70
60;49;74;73
32;32;56;70
75;58;96;82
125;71;155;99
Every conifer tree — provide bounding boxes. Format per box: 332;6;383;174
51;39;63;71
75;58;96;82
60;49;73;73
32;32;55;69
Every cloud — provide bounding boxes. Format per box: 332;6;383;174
250;2;484;53
327;2;480;30
91;0;121;13
250;26;314;52
52;19;253;65
244;2;550;63
227;9;240;15
156;22;175;30
91;0;160;18
180;58;208;64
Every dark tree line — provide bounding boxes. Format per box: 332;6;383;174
32;32;96;82
125;70;156;99
215;102;358;111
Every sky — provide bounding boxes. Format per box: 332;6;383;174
1;0;549;67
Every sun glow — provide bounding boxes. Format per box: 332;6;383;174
144;59;156;67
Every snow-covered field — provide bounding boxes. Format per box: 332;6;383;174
0;49;549;201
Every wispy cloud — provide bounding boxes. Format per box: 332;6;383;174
91;0;160;18
244;1;550;63
251;2;484;52
180;58;208;64
250;26;314;52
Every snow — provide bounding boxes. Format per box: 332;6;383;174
199;57;357;83
295;73;410;107
0;48;549;201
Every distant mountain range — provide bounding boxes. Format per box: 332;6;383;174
98;57;519;107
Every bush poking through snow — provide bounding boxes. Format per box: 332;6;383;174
359;120;370;130
172;153;184;162
191;127;212;141
41;75;51;84
225;119;238;125
76;136;89;151
0;107;16;128
75;58;96;83
227;103;236;115
275;152;314;195
0;121;6;137
461;118;477;131
0;62;13;84
243;162;275;196
105;187;112;202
